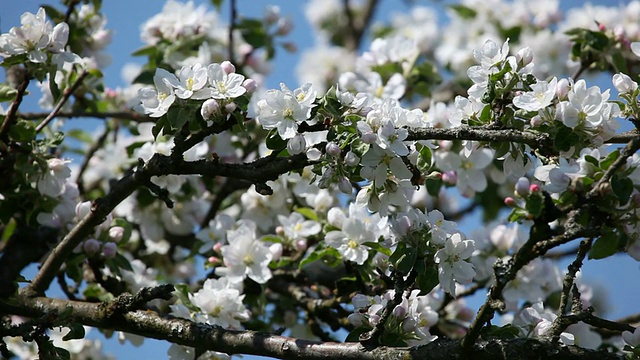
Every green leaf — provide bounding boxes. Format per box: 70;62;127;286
266;129;287;150
395;247;417;275
525;192;544;218
611;174;633;206
600;149;620;170
131;45;158;57
416;145;432;172
9;120;36;142
299;246;342;269
482;324;520;339
295;207;319;221
166;106;190;130
362;241;391;256
345;327;370;342
415;265;439;295
589;232;621;260
67;129;94;144
210;0;223;10
0;83;18;102
112;252;133;272
62;323;86;341
425;176;442;196
448;4;477;19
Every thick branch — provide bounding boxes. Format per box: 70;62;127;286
26;152;315;295
0;293;623;360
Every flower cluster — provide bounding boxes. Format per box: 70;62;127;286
135;61;253;119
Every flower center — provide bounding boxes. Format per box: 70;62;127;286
348;239;358;249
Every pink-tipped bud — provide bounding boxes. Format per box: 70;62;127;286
201;99;219;120
224;102;237;113
345;151;360;166
108;226;125;242
529;184;541;193
326;142;341;157
242;78;257;93
556;78;570;99
530;115;543;127
598;23;606;32
442;170;457;185
504;197;517;207
208;256;219;264
212;242;223;252
83;239;100;255
102;242;117;259
220;61;236;74
275;226;285;236
338;177;352;194
392;305;407;318
361;132;377;144
295;239;307;252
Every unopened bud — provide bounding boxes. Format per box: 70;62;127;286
75;201;92;220
613;73;638;94
224;102;237;113
102;242;117;258
504;197;517;207
516;47;534;67
345;151;360;166
598;23;606;32
515;177;531;197
392;305;407;318
220;61;236;74
529;184;541;193
295;239;307;251
276;17;293;36
108;226;125;242
338;177;352;194
530;115;543;127
556;78;570;99
269;243;283;261
326;142;341;157
442;170;457;185
201;99;219;120
361;132;377;144
213;242;223;252
242;78;258;93
83;239;100;255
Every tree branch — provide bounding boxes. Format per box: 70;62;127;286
0;292;624;360
35;71;89;133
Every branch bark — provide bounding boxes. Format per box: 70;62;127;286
0;292;624;360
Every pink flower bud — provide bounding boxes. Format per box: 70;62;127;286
275;226;285;235
338;177;352;194
220;61;236;74
201;99;219;120
295;239;307;251
224;102;237;113
361;132;377;144
613;73;638;94
208;256;219;264
556;78;570;99
102;242;117;259
345;151;360;166
392;305;407;318
598;23;606;32
326;142;341;157
516;47;533;67
108;226;125;242
529;184;541;193
242;78;257;93
75;201;92;220
83;239;100;255
530;115;543;127
504;197;517;207
213;242;223;252
269;243;283;261
442;170;457;185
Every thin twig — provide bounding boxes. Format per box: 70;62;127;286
36;71;89;133
76;124;112;195
0;76;31;141
228;0;237;64
19;110;154;122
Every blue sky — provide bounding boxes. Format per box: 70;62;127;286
2;0;639;359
